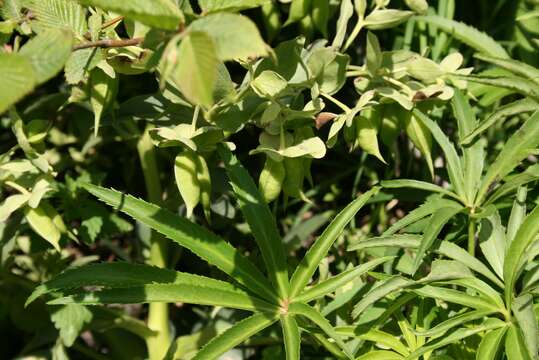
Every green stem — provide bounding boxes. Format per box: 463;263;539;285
136;125;170;360
342;20;364;52
467;218;476;256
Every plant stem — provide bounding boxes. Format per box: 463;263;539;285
136;125;170;360
467;218;476;256
342;20;364;52
73;37;144;51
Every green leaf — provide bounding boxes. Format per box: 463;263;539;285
29;0;87;35
0;193;30;222
251;70;288;98
505;323;532;360
295;256;394;303
0;53;36;114
174;151;201;218
79;0;183;30
512;294;538;359
28;262;241;305
352;276;415;318
347;234;421;251
51;304;92;347
438;241;503;288
198;0;270;13
413;310;494;338
507;186;527;245
403;112;434;178
332;0;353;49
24;202;63;251
90;67;118;137
381;179;460;201
478;212;507;280
486;164;539;205
218;144;289;299
474;53;539;82
363;9;414;30
452;89;484;203
476;111;539;204
355;115;386;163
476;326;507;360
188;13;268;61
280;314;300;360
285;0;311;25
366;31;382;75
19;28;74;84
412;206;463;274
50;283;277;312
312;0;329;36
413;109;466;199
454;74;539;102
64;48;103;85
461;98;538;145
413;285;499;311
192;313;278;360
259;157;285;203
82;184;277;302
196;154;212;223
290;187;379;298
416;15;509;59
288;302;353;359
407;319;505;359
174;31;218;107
383;196;461;236
356;351;404;360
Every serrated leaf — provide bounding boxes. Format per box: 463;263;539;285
192;313;278;360
188;13;268;61
51;304;92;347
218;144;289;299
476;111;539;204
290;187;379;298
64;48;103;84
454;74;539;102
281;314;300;360
413;109;466;199
82;184;277;302
0;53;36;114
28;262;242;305
295;256;394;303
49;283;277;312
79;0;183;30
288;302;353;358
29;0;87;35
417;15;509;59
474;53;539;82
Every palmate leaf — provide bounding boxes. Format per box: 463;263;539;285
289;187;379;298
289;302;353;359
81;184;277;302
218;144;289;299
79;0;184;30
26;262;243;305
192;313;277;360
453;74;539;102
461;98;539;146
380;179;461;202
475;111;539;205
406;319;506;359
48;283;277;312
413;109;466;199
280;314;300;360
416;15;509;59
474;53;539;82
294;256;394;303
383;196;462;236
504;204;539;307
411;205;463;274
